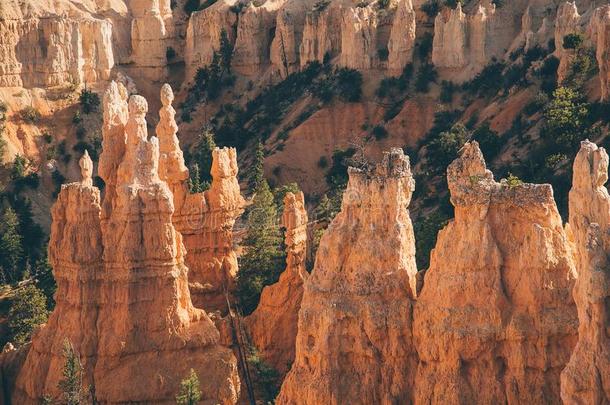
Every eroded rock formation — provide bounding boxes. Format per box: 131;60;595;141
155;84;245;312
589;5;610;101
555;1;582;84
12;87;240;404
13;151;103;402
387;0;416;73
277;148;419;405
299;0;344;67
413;142;578;404
246;191;309;377
560;140;610;404
339;4;378;70
0;15;114;87
185;0;238;81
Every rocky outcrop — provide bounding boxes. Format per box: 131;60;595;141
339;4;378;70
277;148;419;405
246;191;309;377
129;0;175;81
432;4;467;68
299;0;344;67
271;0;316;78
13;151;103;402
413;142;578;404
12;88;240;404
589;5;610;101
0;16;114;88
387;0;416;73
560;140;610;404
185;0;238;81
155;84;245;312
232;1;286;76
555;1;582;84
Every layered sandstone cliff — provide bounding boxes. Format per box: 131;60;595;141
589;5;610;101
0;15;115;88
155;84;245;312
413;142;578;404
12;87;240;404
246;191;309;376
277;148;419;405
299;0;344;67
561;140;610;404
387;0;416;73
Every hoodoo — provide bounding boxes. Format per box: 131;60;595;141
246;191;309;377
561;140;610;404
413;142;578;404
277;148;419;405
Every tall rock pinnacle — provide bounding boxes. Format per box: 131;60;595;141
155;84;245;312
246;191;309;377
561;140;610;404
413;142;578;404
277;148;419;404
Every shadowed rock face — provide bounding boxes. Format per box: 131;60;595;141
12;87;240;405
246;191;309;377
561;140;610;404
413;142;578;405
277;148;419;405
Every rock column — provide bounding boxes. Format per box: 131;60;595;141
560;140;610;404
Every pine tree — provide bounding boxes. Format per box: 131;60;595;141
0;207;24;283
58;339;84;405
237;177;285;314
219;29;234;74
189;129;216;191
176;369;202;405
8;284;49;346
188;163;203;193
249;141;266;192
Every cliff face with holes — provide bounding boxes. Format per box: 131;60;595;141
11;85;241;405
246;191;309;377
277;148;419;405
561;141;610;404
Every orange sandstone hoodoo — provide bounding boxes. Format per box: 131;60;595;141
12;85;240;404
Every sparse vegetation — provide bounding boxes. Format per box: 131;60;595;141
421;0;440;17
8;284;49;346
176;369;202;405
21;106;41;123
415;62;438;93
79;89;100;114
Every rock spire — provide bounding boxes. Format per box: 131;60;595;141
560;140;610;404
277;148;419;404
413;142;578;404
246;191;309;377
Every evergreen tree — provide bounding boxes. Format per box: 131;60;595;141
188;163;204;193
58;339;84;405
237;177;285;315
32;253;57;310
189;129;216;192
249;141;266;192
8;284;49;346
219;29;234;74
0;207;24;283
176;369;202;405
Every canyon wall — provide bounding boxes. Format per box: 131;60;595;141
246;191;309;377
11;85;241;404
589;5;610;101
0;16;115;88
156;84;245;312
413;141;578;404
561;140;610;404
277;148;419;405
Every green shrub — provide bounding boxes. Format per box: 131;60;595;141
42;132;53;144
463;61;505;97
378;47;389;61
563;33;584;50
378;0;390;8
444;0;462;8
472;123;502;161
318;156;329;168
414;211;449;269
415;63;438;93
79;89;100;114
421;0;440;17
313;0;331;12
440;81;456;103
21;107;41;123
176;369;202;405
335;68;363;102
247;347;280;403
372;125;389;140
166;47;176;61
523;92;549;116
503;172;523;188
541;86;590;152
418;32;434;60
